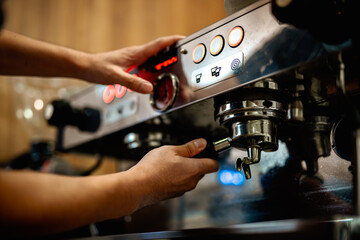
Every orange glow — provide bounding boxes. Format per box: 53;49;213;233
126;65;137;73
103;84;131;104
103;85;116;104
115;84;127;99
192;44;206;63
228;26;244;48
155;56;178;71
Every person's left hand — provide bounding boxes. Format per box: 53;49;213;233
85;35;184;93
124;138;219;210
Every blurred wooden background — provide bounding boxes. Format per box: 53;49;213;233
0;0;227;170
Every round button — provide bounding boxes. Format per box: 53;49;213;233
210;35;224;56
150;73;179;112
228;26;244;48
192;43;206;64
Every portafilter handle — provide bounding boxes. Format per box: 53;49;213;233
193;137;232;159
193;138;262;180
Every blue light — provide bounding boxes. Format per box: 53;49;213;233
218;169;245;186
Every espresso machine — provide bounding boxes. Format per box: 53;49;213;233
45;0;360;239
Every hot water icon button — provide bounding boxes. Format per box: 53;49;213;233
211;66;222;77
231;58;241;71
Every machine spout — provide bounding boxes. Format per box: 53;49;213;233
236;146;261;179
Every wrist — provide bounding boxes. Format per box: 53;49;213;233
65;49;94;81
105;171;143;218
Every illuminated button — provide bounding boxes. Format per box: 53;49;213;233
192;43;206;64
209;35;224;56
228;26;244;48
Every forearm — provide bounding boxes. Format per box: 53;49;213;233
0;169;140;237
0;30;183;92
0;139;218;238
0;30;91;80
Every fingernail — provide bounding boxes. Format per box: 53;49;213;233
139;82;153;93
194;138;206;149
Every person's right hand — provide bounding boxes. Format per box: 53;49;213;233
85;35;184;93
0;30;183;94
126;138;219;210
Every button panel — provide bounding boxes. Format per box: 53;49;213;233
188;26;245;91
104;95;138;124
191;26;244;67
190;52;244;90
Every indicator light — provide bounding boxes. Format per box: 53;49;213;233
103;85;116;104
102;84;131;104
210;35;224;56
228;26;244;48
115;84;127;99
155;56;178;71
192;43;206;63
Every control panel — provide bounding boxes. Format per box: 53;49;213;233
124;1;282;113
56;0;327;150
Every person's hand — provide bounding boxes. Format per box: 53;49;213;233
85;35;184;93
126;138;219;209
0;31;183;92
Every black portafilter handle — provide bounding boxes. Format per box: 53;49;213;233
44;99;101;132
194;138;232;159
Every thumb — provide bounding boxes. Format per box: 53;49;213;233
173;138;207;157
141;35;185;60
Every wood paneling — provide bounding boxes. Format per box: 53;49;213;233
0;0;227;164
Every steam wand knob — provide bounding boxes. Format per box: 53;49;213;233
44;99;101;132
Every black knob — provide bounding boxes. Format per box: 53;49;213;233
44;100;100;132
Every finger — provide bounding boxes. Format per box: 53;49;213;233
197;174;205;181
117;71;153;94
195;158;220;175
173;138;207;157
120;35;184;93
141;35;185;60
